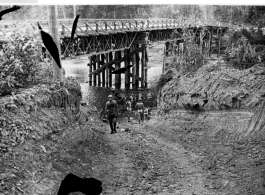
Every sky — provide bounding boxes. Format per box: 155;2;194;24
0;0;37;2
0;0;264;5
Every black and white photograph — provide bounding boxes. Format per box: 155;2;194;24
1;2;265;195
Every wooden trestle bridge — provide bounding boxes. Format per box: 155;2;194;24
0;18;229;91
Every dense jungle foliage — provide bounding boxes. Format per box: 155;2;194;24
224;28;265;69
0;25;52;96
0;5;264;28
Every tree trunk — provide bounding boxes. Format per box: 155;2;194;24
73;5;76;18
62;5;66;19
48;5;63;82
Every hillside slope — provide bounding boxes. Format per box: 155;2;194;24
159;60;265;111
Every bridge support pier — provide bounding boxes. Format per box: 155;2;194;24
131;46;136;90
217;29;221;58
71;42;75;59
106;53;109;87
115;51;121;89
92;55;97;86
199;30;204;55
109;52;113;88
87;35;150;91
164;42;170;72
82;24;228;91
96;55;101;87
88;57;92;86
141;46;145;89
144;46;148;88
125;49;130;91
209;27;213;57
101;54;106;87
135;44;140;89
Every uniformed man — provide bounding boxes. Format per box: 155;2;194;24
136;98;145;125
105;94;118;134
125;98;132;122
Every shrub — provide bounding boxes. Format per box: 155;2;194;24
0;25;52;96
172;39;205;74
157;69;175;89
224;36;265;69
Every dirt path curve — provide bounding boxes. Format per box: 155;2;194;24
19;113;226;195
88;118;224;195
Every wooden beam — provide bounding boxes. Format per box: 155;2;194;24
135;44;140;89
89;46;143;76
125;49;130;91
92;56;97;86
97;55;101;86
106;53;109;88
141;45;145;89
200;30;203;55
169;41;173;56
155;36;194;44
135;75;141;82
131;45;136;90
133;40;150;45
101;54;105;87
165;42;169;57
162;43;166;74
88;56;92;86
110;65;133;74
218;29;221;58
144;46;148;88
71;41;75;59
115;51;121;89
109;52;113;88
209;26;213;57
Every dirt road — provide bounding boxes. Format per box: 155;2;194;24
94;122;219;195
5;109;262;195
34;114;223;195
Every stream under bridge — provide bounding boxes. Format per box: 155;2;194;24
0;18;229;91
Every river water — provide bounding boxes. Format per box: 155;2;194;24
61;45;164;108
61;45;164;86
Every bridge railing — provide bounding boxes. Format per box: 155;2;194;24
0;18;200;37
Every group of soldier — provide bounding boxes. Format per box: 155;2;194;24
105;94;145;134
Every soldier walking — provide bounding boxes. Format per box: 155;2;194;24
136;98;145;125
105;95;118;134
125;98;132;122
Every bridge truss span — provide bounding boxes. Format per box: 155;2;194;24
0;18;228;91
58;18;200;58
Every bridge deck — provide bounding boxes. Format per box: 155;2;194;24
0;18;230;37
0;19;229;58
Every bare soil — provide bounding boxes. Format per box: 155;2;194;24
1;109;265;195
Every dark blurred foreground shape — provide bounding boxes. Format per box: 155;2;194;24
57;173;102;195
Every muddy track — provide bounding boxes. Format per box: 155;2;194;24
7;108;258;195
46;117;224;195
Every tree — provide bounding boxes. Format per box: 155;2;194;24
48;5;63;82
212;5;265;26
246;6;265;27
